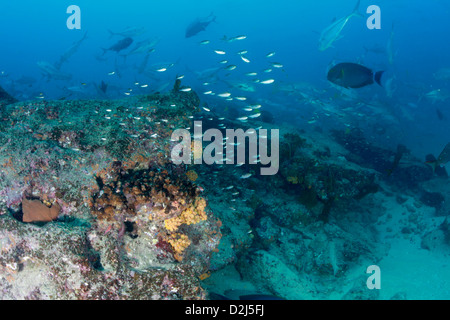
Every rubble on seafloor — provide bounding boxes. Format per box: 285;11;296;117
0;82;449;300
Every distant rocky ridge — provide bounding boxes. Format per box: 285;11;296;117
0;85;17;107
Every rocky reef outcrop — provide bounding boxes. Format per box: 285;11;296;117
0;86;220;299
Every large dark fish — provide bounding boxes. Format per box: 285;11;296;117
185;13;216;38
327;62;384;88
318;0;361;51
101;37;133;55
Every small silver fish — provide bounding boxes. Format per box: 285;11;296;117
232;35;247;41
260;79;275;84
241;56;250;63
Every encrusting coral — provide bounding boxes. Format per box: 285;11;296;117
164;197;207;232
186;170;198;182
167;233;191;262
91;161;212;261
91;162;200;221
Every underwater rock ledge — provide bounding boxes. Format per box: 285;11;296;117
0;89;221;299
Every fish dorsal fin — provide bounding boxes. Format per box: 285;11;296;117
352;0;361;14
350;0;363;18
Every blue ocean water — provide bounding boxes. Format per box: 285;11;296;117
1;0;450;300
1;0;449;155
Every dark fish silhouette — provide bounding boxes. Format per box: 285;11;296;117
99;81;108;94
426;142;450;173
55;31;88;69
436;108;445;120
185;13;216;38
327;62;384;88
101;37;133;55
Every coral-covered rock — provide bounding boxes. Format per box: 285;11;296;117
0;90;219;299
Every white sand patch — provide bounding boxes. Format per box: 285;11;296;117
377;238;450;299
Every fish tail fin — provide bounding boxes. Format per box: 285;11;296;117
425;159;438;172
107;30;115;39
101;48;107;56
374;70;384;86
